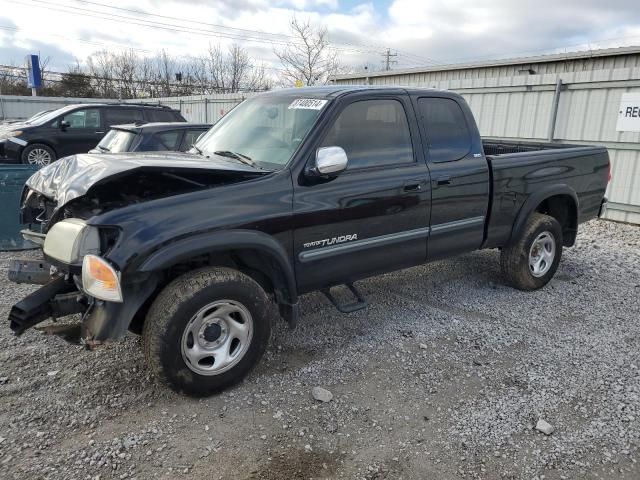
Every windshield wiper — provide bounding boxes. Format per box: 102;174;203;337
213;150;266;170
98;145;110;152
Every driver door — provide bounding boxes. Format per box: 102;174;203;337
292;94;431;292
56;108;105;155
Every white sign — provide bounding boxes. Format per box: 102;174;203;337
616;92;640;132
288;98;328;110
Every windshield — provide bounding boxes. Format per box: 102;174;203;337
26;105;82;126
25;110;50;123
97;129;137;153
194;94;328;170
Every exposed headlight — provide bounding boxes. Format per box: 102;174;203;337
43;218;100;264
82;254;123;302
0;130;23;140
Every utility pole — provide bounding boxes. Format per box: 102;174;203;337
382;48;398;71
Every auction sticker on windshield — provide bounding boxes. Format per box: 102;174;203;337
288;99;328;110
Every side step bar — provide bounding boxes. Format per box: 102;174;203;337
321;283;368;313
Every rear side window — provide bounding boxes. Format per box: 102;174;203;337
181;129;208;151
104;108;143;126
418;97;471;162
138;130;181;151
97;129;137;153
60;108;102;129
146;109;183;122
321;99;414;169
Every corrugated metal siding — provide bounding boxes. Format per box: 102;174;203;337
336;52;640;85
0;95;117;120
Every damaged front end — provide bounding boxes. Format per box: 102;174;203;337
9;152;264;345
7;215;145;346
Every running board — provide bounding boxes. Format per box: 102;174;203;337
321;283;368;313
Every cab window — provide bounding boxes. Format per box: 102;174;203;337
320;99;414;169
418;97;471;162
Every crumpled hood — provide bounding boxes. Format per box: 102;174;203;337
26;151;259;207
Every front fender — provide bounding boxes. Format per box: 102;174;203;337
137;229;298;305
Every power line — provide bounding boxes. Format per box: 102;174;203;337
67;0;444;65
0;24;153;54
15;0;443;66
18;0;383;56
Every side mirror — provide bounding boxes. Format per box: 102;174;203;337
311;146;348;176
60;120;70;130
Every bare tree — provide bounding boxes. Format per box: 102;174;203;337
87;50;117;98
274;16;339;86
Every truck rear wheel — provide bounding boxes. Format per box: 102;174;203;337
500;213;563;291
142;267;272;396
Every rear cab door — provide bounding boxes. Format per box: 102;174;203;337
412;93;490;260
292;90;432;292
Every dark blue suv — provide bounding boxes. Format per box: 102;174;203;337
0;103;186;166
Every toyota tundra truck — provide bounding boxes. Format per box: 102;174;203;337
7;86;610;396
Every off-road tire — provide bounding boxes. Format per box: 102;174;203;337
500;212;563;291
142;267;272;396
20;143;56;166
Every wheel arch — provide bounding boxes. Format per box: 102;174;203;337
22;141;58;161
135;229;298;321
510;185;579;247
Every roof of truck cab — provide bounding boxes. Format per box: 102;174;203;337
264;85;455;98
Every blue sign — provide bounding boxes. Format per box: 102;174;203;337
25;55;42;89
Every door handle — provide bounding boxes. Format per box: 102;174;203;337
403;180;423;192
435;176;452;186
95;131;104;134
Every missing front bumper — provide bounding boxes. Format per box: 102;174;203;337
8;277;86;335
8;257;52;284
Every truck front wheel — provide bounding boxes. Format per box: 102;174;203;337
142;267;272;396
500;213;563;291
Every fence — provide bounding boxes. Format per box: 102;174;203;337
126;93;256;124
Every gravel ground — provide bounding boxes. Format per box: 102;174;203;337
0;219;638;480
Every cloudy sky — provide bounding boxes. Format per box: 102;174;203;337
1;0;640;74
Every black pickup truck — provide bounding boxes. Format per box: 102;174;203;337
8;86;609;396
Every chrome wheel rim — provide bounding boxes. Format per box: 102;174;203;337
181;300;253;376
529;231;556;277
27;148;52;166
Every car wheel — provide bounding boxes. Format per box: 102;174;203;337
142;267;273;396
500;212;563;291
21;143;56;167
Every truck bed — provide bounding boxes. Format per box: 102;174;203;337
483;139;581;156
481;139;609;249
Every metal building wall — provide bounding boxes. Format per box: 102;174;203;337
336;66;640;224
335;48;640;85
0;95;117;120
